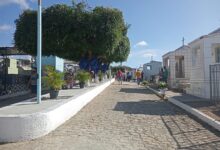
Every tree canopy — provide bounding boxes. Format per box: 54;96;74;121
14;2;130;64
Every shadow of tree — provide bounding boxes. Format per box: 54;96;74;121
161;115;220;149
113;100;220;149
119;87;152;94
114;100;176;115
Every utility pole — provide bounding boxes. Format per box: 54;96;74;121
37;0;42;104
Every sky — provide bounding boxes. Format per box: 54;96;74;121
0;0;220;68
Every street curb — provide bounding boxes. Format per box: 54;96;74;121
0;79;115;142
146;86;220;132
168;97;220;132
146;86;167;99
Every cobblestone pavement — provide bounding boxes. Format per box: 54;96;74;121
1;82;220;150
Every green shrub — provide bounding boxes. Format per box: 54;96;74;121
98;70;103;81
76;70;91;84
158;82;167;89
141;80;148;86
43;66;64;91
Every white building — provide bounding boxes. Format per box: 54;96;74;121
42;56;64;72
187;28;220;98
163;45;191;90
163;28;220;99
143;60;162;81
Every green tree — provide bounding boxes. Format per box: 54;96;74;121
107;36;130;63
14;2;130;64
14;10;37;56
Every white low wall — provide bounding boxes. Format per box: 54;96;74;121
0;79;115;142
168;97;220;132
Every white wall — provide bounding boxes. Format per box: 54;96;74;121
0;79;115;142
42;56;64;72
188;34;220;98
143;61;162;80
162;46;191;89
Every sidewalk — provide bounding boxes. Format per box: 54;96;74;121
0;79;114;142
1;82;220;150
0;93;34;108
147;86;220;131
166;91;220;122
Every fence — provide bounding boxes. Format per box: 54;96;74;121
0;74;30;96
210;64;220;104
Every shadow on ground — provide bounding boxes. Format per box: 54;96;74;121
0;94;35;108
114;99;220;149
114;100;176;115
119;87;152;94
161;115;220;149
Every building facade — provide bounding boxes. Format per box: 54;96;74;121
163;45;191;90
163;28;220;99
42;56;64;72
143;61;162;81
187;28;220;98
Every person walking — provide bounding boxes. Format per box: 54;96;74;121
116;69;123;85
163;66;168;83
135;70;141;85
141;71;144;81
159;68;164;81
28;69;37;94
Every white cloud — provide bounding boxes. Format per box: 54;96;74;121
130;49;157;58
0;0;30;9
0;24;13;31
134;41;148;48
143;52;155;58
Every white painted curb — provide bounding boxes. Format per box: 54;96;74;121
146;86;220;132
168;97;220;132
0;79;115;142
146;86;166;99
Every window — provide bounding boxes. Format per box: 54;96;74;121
147;65;151;70
167;59;170;67
175;56;185;78
216;48;220;63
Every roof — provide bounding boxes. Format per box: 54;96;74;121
175;45;190;51
189;27;220;45
208;28;220;35
144;60;162;65
150;60;162;63
162;51;173;57
162;45;190;58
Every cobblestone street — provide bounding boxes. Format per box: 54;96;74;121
0;82;220;150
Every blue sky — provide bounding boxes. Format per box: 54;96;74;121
0;0;220;68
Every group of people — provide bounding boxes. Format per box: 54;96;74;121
159;66;168;83
116;69;144;85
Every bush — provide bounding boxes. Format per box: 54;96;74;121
158;82;167;89
43;66;64;91
98;70;103;81
76;70;91;84
141;80;148;86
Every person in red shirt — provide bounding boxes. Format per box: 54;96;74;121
117;69;123;85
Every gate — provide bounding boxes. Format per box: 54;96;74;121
210;64;220;104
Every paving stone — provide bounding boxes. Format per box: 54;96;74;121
0;82;220;150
